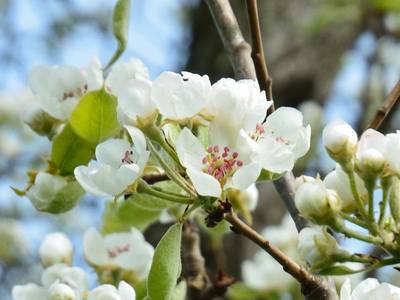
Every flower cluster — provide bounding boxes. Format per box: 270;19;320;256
13;229;152;300
294;119;400;274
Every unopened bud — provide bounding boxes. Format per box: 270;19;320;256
294;175;315;192
298;227;346;269
48;282;76;300
39;233;73;267
295;181;342;224
322;120;357;165
357;148;386;176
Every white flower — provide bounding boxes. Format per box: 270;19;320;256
386;131;400;175
48;281;76;300
39;232;73;267
151;71;211;120
106;59;156;124
324;165;368;213
83;228;154;280
12;263;88;300
88;281;135;300
28;57;103;120
294;175;316;192
176;127;261;198
74;126;149;197
322;120;358;163
295;180;342;224
240;107;311;174
356;129;387;174
340;278;400;300
242;184;259;211
298;227;344;268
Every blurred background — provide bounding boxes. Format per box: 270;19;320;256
0;0;399;299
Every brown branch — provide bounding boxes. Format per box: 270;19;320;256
245;0;274;107
225;211;338;300
367;80;400;130
205;0;256;80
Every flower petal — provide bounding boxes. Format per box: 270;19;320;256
95;139;131;168
176;127;206;170
187;167;221;197
230;162;261;190
83;228;109;267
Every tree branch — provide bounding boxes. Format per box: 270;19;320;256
367;80;400;130
245;0;273;105
225;211;338;300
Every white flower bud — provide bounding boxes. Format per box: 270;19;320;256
39;233;73;267
298;227;345;269
322;120;358;164
324;165;368;213
357;148;386;175
295;181;342;224
294;175;315;192
48;281;76;300
88;281;136;300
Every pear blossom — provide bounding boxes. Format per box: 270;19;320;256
74;126;149;197
151;71;211;120
242;184;259;211
324;165;368;213
356;129;387;174
39;232;73;267
88;281;136;300
176;127;261;198
83;227;154;280
298;227;345;268
106;58;156;124
12;263;88;300
322;120;358;163
295;180;342;224
340;278;400;300
28;58;103;120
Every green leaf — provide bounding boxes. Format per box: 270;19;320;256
69;89;120;144
316;264;364;275
257;169;284;182
147;223;183;300
105;0;132;69
102;191;177;234
171;281;187;300
51;124;95;175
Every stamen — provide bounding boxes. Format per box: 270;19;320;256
107;244;130;258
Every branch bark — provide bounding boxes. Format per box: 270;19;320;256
225;211;338;300
206;0;337;299
367;80;400;130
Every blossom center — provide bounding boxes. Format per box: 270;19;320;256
61;84;88;102
250;123;265;141
202;145;243;184
250;123;290;145
107;244;130;258
121;150;135;165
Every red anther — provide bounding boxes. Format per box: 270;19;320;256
213;145;219;153
224;146;229;153
202;157;208;164
237;160;243;166
232;152;239;159
208;166;213;174
207;146;213;153
222;152;228;158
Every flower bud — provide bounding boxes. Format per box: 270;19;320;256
23;106;60;139
295;181;342;224
39;233;73;267
294;175;315;192
48;281;76;300
88;281;135;300
324;165;367;213
298;227;346;269
322;120;358;165
26;172;84;214
356;148;386;176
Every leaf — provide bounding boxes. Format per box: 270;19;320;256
257;169;284;182
316;264;364;276
105;0;132;69
171;281;187;300
147;223;183;300
51;124;94;175
102;192;177;234
69;89;120;144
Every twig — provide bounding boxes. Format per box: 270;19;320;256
367;80;400;130
225;211;338;300
245;0;274;107
205;0;256;80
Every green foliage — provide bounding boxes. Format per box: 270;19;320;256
316;264;363;275
69;89;120;145
51;124;94;175
105;0;132;69
257;169;283;182
147;223;183;300
227;283;281;300
171;280;187;300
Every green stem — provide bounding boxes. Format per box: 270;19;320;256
379;188;389;227
339;212;368;229
346;171;368;221
332;219;383;244
147;139;197;197
137;180;194;204
366;179;375;224
333;252;378;264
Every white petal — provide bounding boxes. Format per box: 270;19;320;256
95;139;131;168
74;164;110;197
84;56;103;91
176;127;206;169
83;228;109;267
351;278;380;299
12;284;48;300
257;136;295;173
125;126;147;155
230;162;261;190
118;281;136;300
339;278;352;300
187;167;221;197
